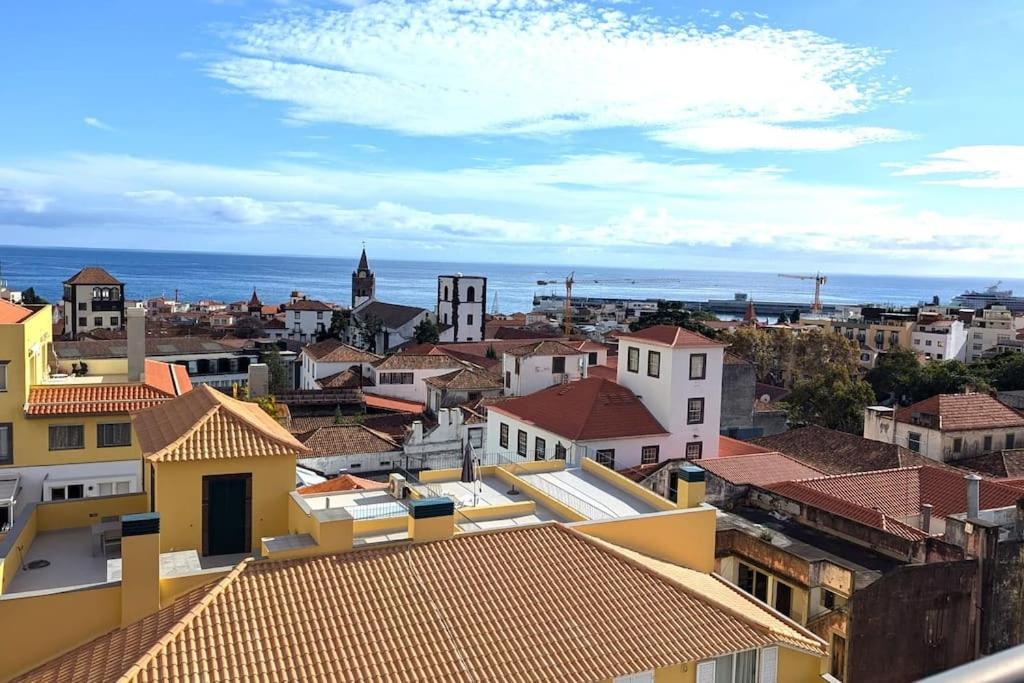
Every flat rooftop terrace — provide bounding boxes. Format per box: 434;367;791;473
517;468;659;520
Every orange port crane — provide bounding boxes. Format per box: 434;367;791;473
536;273;686;335
778;272;828;314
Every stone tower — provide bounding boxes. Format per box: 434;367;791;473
351;247;375;309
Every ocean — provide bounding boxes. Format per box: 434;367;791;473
1;244;1020;315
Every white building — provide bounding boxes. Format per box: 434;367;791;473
615;325;726;460
863;393;1024;462
368;353;468;404
350;301;431;353
424;366;503;413
965;306;1024;362
61;267;125;339
910;319;967;361
299;339;380;390
295;424;403;476
283;298;334;343
502;340;586;397
437;274;486;342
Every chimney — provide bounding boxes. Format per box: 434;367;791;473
408;497;454;542
126;307;146;383
920;503;933;534
677;465;706;509
248;363;269;397
411;420;423;444
120;512;161;625
966;473;982;520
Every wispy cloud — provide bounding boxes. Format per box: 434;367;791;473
893;146;1024;188
205;0;907;152
83;116;114;131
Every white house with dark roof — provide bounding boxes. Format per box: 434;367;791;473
299;339;381;390
61;267;126;339
501;340;586;397
368;353;468;404
350;301;431;353
424;366;503;413
282;297;334;343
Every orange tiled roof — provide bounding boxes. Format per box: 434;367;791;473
15;524;823;683
132;384;309;462
719;435;774;457
362;392;426;414
299;424;400;458
423;367;503;391
296;474;389;494
303;339;381;363
64;266;121;285
489;377;667;441
0;299;32;324
699;452;823;487
617;325;725;348
25;361;190;417
315;368;374;390
895;393;1024;431
504;340;582;357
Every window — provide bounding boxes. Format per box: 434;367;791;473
97;422;131;448
984;435;993;452
908;431;921;453
641;445;660;465
505;371;511;389
317;311;324;320
467;313;474;326
78;302;87;311
110;317;119;326
738;563;768;601
514;358;521;374
379;372;414;384
0;423;11;465
774;582;793;618
686;441;703;459
93;316;103;326
925;339;933;347
97;480;130;497
627;346;640;373
698;649;758;683
49;484;85;501
1008;433;1017;450
535;437;546;460
830;634;847;680
595;449;615;468
588;351;598;365
49;425;85;450
552;356;566;374
516;430;528;457
689;353;707;380
0;361;7;392
293;311;300;320
554;443;567;460
499;423;509;448
952;437;963;454
467;286;475;302
647;350;661;378
469;428;483;449
0;504;9;533
78;317;86;326
443;286;449;300
821;588;837;610
687;397;705;425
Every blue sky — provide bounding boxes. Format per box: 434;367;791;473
1;0;1023;275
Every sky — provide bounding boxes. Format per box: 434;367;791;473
1;0;1023;275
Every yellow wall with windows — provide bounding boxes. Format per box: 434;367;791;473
152;454;295;553
16;415;141;468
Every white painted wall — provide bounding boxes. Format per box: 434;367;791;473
5;459;142;517
299;351;374;390
863;406;1024;461
369;366;461;404
501;351;585;396
910;321;966;361
437;275;486;342
288;308;329;342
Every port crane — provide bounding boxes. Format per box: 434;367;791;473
536;273;686;335
778;272;828;314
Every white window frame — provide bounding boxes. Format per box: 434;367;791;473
44;475;136;501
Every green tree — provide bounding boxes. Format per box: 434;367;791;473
354;314;384;353
724;326;857;387
334;405;344;425
485;344;498;360
866;347;921;404
234;316;264;339
977;352;1024;391
784;367;876;434
913;360;986;398
776;311;789;324
413;318;440;344
21;287;47;305
790;308;800;322
323;309;349;340
260;344;288;394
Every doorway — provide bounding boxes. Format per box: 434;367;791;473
202;473;252;556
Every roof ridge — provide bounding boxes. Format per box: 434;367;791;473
145;402;222;462
117;558;253;682
220;402;311;455
791;464;923;484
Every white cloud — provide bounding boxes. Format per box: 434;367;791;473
3;152;1024;270
893;146;1024;188
205;0;906;151
654;120;912;152
83;116;113;131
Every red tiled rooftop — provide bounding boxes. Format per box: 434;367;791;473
26;360;190;416
699;452;822;487
719;435;774;458
297;474;389;495
894;393;1024;431
617;325;725;348
362;393;426;414
489;377;667;441
0;299;32;324
587;364;617;381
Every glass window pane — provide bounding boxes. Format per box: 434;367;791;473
714;654;733;683
735;650;757;683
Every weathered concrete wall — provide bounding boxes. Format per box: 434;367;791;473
704;475;750;510
721;360;756;431
847;561;978;683
984;539;1024;654
715;528;812;587
753;409;789;437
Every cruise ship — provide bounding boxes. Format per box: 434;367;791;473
951;282;1024;312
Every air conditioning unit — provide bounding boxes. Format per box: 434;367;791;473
388;473;407;499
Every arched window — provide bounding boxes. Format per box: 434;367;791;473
443;286;449;301
466;286;476;302
92;287;101;299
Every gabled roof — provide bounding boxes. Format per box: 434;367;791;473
0;299;32;324
504;340;582;357
354;300;427;328
751;425;936;475
54;337;247;360
15;524;823;683
719;435;775;457
132;384;309;462
954;449;1024;478
373;354;465;371
284;299;333;312
299;424;400;457
64;266;122;285
297;474;388;495
362;392;427;414
894;393;1024;431
423;367;503;391
617;325;725;348
489;377;668;441
315;369;374;390
25;360;191;417
699;452;823;487
302;338;380;363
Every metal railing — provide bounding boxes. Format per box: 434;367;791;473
484;448;613;521
345;501;408;520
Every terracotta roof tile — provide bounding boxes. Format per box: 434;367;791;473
303;339;381;363
699;452;823;487
25;361;190;416
315;369;374;390
423;367;503;391
132;385;309;462
504;340;583;357
751;425;939;474
298;425;400;458
490;377;667;441
618;325;725;348
15;525;822;683
64;266;122;285
953;449;1024;478
362;392;426;414
719;435;774;457
296;474;389;494
895;393;1024;431
587;364;617;380
283;299;333;312
373;354;466;370
0;299;32;324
